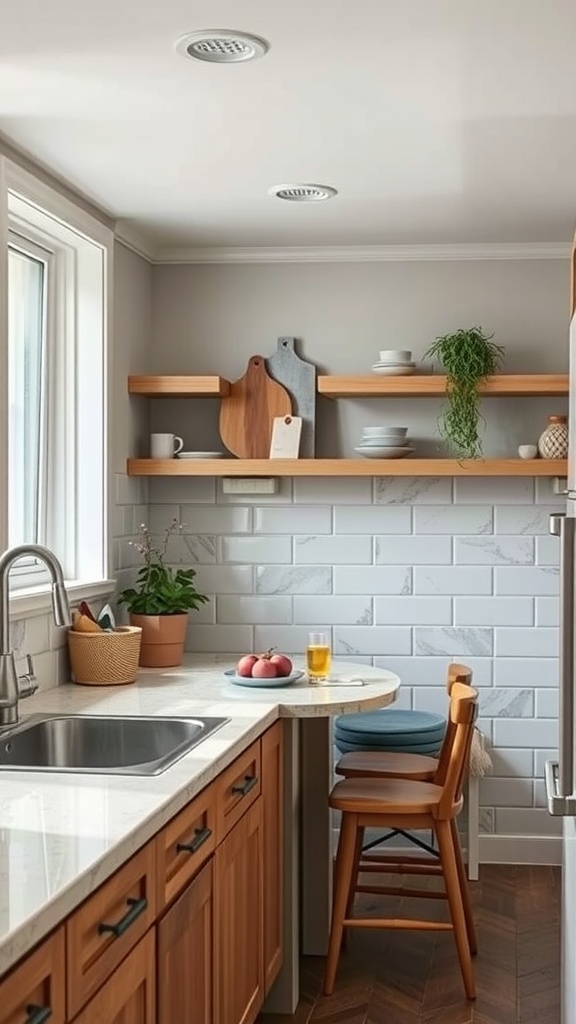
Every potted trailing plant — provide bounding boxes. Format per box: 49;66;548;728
118;519;209;668
423;326;505;460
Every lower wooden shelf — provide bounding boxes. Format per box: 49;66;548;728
127;458;568;478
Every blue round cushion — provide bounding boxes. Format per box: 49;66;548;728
335;737;443;756
333;729;446;749
334;709;446;738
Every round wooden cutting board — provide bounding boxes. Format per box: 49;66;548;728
219;355;292;458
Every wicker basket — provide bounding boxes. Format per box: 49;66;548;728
67;626;142;685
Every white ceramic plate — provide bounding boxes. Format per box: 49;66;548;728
371;365;416;376
178;451;225;459
354;446;414;459
372;361;415;367
359;438;411;446
224;668;304;688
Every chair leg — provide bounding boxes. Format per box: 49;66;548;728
342;826;364;950
324;812;359;995
436;819;476;1000
450;818;477;955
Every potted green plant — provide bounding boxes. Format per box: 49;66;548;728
423;326;505;460
118;519;209;668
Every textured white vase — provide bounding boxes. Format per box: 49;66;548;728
538;415;568;458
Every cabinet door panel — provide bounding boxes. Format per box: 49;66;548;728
0;927;65;1024
156;783;216;911
216;740;261;842
262;720;284;994
157;859;213;1024
72;929;155;1024
215;799;263;1024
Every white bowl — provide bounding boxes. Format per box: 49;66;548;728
354;446;414;459
359;437;411;447
379;350;412;363
362;426;408;437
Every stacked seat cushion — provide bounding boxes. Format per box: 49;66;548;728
334;709;446;756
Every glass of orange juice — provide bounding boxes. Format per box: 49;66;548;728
306;631;331;681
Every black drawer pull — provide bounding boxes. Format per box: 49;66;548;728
231;775;258;797
25;1007;52;1024
177;826;212;854
98;896;148;938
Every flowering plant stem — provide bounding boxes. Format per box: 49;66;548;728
118;520;209;615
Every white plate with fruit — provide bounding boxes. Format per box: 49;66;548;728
225;651;303;688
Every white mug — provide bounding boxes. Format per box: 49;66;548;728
150;433;184;459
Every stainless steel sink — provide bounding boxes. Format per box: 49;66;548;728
0;714;229;775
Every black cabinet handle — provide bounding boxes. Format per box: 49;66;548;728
25;1007;52;1024
98;896;148;938
231;775;258;797
177;826;212;854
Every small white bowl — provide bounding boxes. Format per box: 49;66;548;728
518;444;538;460
379;349;412;363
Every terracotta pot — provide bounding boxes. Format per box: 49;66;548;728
129;613;188;668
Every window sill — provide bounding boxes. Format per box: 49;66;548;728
8;579;117;619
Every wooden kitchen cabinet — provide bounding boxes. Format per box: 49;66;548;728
214;798;264;1024
0;926;65;1024
71;929;155;1024
261;720;283;994
157;858;214;1024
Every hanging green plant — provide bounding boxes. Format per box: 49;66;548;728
423;326;505;460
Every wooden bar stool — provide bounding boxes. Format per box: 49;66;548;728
324;682;478;1001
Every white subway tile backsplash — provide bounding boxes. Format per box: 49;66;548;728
495;506;558;535
495;627;558;658
533;780;548;808
375;536;452;565
489;748;534;778
495;566;559;595
180;505;252;534
535;479;566;505
219;536;292;564
412;687;449;715
478;688;533;718
334;505;412;534
455;536;534;565
194;565;254;595
150;477;216;504
534;749;558;777
414;506;492;535
115;474;145;506
254;625;331;655
374;656;492;688
257;566;332;594
454;478;534;504
295;535;372;564
480;778;533;807
414;566;493;595
255;506;332;534
217;596;292;625
334;626;412;656
494;718;558;747
11;615;50;656
493;657;559;688
335;566;412;595
454;597;533;626
148;504;179;533
33;650;60;692
294;478;371;504
186;624;254;654
494;807;561;836
374;477;453;504
294;596;372;625
535;688;559;718
415;627;492;657
375;597;452;625
535;597;559;626
165;534;216;564
536;535;560;565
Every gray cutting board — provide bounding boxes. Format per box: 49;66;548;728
266;337;317;457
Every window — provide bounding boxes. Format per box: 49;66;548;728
1;158;113;601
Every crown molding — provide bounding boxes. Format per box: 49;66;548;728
112;236;571;266
150;242;571;264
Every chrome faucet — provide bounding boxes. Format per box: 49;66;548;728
0;545;71;727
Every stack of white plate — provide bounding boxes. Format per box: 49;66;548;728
355;426;414;459
372;349;416;376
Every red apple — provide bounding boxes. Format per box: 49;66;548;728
270;653;293;677
236;654;258;677
251;658;278;679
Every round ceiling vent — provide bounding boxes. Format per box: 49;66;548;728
268;184;338;202
175;30;270;64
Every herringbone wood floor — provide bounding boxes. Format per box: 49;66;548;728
258;864;561;1024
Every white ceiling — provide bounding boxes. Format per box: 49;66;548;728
1;0;575;253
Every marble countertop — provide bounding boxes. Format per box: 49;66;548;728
0;655;398;976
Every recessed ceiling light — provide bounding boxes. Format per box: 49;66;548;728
175;30;270;64
268;184;338;202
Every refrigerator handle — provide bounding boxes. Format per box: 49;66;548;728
547;513;576;814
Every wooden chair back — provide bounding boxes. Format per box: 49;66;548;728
436;682;478;820
434;663;473;786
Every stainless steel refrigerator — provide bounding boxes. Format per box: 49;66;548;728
546;316;576;1023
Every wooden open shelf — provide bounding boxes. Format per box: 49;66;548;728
317;374;569;398
128;375;230;397
127;458;568;478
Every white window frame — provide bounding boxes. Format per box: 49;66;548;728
0;158;115;613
